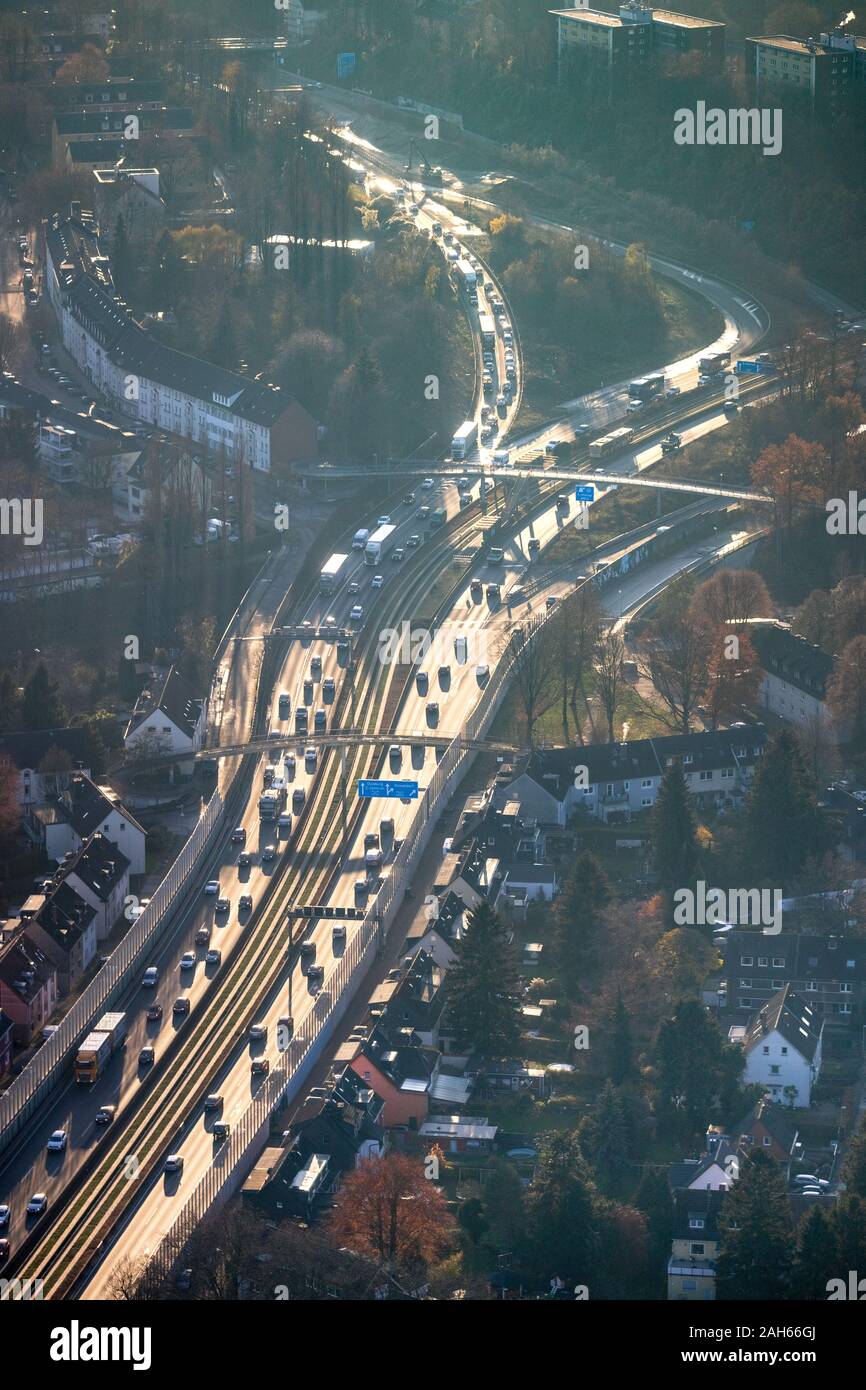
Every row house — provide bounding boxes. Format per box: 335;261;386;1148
25;771;145;874
718;930;866;1032
20;880;97;992
0;935;58;1045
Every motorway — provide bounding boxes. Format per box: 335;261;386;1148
0;83;781;1300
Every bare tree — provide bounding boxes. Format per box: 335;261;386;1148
0;313;26;376
498;617;558;747
638;613;713;734
594;626;626;742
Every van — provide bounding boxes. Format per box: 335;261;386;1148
365;848;384;871
380;818;395;843
492;450;510;468
295;708;308;734
292;787;305;812
278;691;290;718
352;528;370;550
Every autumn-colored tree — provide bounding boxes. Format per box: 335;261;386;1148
0;755;19;841
55;43;109;84
751;434;828;541
689;569;773;634
826;636;866;750
703;628;761;728
327;1155;452;1278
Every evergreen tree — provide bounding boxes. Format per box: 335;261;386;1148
0;671;21;732
148;229;184;308
840;1114;866;1199
831;1193;866;1273
526;1130;597;1285
446;901;521;1057
655;999;739;1136
21;662;67;731
554;850;610;996
481;1158;527;1257
652;762;699;913
792;1206;841;1299
746;729;828;881
580;1081;629;1184
634;1166;674;1288
208;297;238;370
716;1149;795;1300
608;989;634;1084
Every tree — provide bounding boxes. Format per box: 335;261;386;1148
791;1206;841;1300
580;1081;629;1184
327;1154;452;1278
21;661;67;731
655;1000;739;1136
149;229;186;308
594;627;625;742
55;43;109;84
500;619;557;746
634;1167;674;1294
207;296;239;370
703;629;761;729
826;636;866;750
746;729;828;881
446;901;522;1056
0;671;21;732
689;569;773;633
554;850;610;996
716;1150;795;1300
481;1158;527;1256
112;213;134;297
0;312;26;377
526;1129;597;1285
841;1114;866;1200
831;1193;866;1274
607;990;634;1084
639;611;713;734
0;755;19;841
652;762;699;909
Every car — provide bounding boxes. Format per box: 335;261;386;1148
665;385;681;398
457;476;470;491
546;594;558;609
176;1268;193;1291
141;966;159;988
407;533;421;547
476;663;490;682
793;1174;820;1187
238;850;251;868
300;620;313;644
206;947;222;967
0;1239;9;1262
482;375;494;393
180;951;196;971
164;1154;184;1174
307;964;325;988
204;879;220;895
377;514;391;526
251;1058;270;1076
47;1129;67;1153
371;573;384;590
95;1105;116;1126
416;670;429;695
215;897;230;914
278;812;292;830
173;998;190;1015
277;693;290;722
305;747;317;772
389;744;402;771
426;701;440;725
348;579;361;595
626;399;644;413
322;676;335;700
350;603;364;621
417;505;430;519
292;788;305;812
354;879;369;902
403;491;416;504
0;1205;9;1228
146;1003;163;1021
262;844;276;862
203;1093;223;1112
311;654;322;677
421;477;435;489
723;400;739;414
139;1045;155;1065
27;1193;48;1216
303;677;314;705
212;1122;230;1143
391;547;405;562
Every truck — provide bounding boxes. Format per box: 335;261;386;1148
429;507;447;529
451;420;477;460
698;350;730;378
478;312;496;348
74;1012;127;1084
319;552;349;595
352;528;370;551
628;373;666;401
589;426;634;459
455;258;477;293
259;784;287;821
365;523;396;566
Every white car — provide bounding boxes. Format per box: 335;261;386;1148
350;604;364;621
180;951;196;971
377;514;391;526
626;399;644;413
348;580;361;594
47;1129;67;1153
203;880;219;895
476;664;490;682
27;1193;48;1215
164;1154;184;1174
249;1022;267;1041
371;574;384;590
421;477;435;489
0;1205;10;1228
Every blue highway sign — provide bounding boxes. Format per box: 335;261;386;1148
358;779;419;800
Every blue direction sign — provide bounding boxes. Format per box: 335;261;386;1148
358;779;419;800
575;485;595;502
735;359;761;374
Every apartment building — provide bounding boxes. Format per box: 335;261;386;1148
731;986;823;1107
718;930;866;1033
745;32;856;114
551;4;724;87
43;204;318;473
51;108;196;166
748;621;835;733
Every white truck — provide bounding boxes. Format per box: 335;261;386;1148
365;524;396;565
319;552;349;595
455;258;477;293
451;420;477;460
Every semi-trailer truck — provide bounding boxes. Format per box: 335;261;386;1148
365;523;396;565
455;258;477;292
478;313;496;348
698;350;730;377
74;1011;127;1083
319;552;349;595
259;784;287;820
451;420;477;459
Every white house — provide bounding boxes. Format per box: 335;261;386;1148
124;665;205;769
733;986;823;1108
62;832;131;942
0;729;93;808
747;621;835;733
25;772;146;875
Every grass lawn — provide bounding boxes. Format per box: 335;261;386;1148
490;663;670;749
